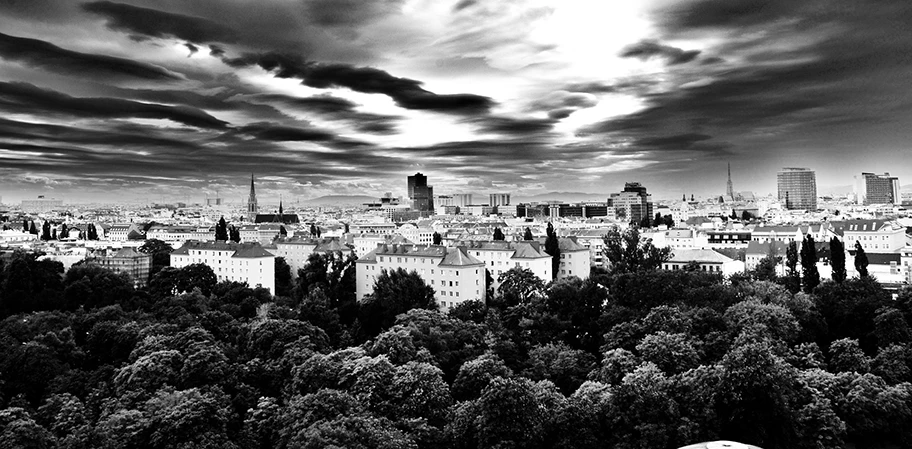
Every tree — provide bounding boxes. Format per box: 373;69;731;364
854;241;869;278
274;257;293;297
215;216;229;241
87;223;98;240
22;219;28;233
523;227;533;241
742;210;754;221
41;221;51;241
310;223;317;237
751;244;781;282
602;226;671;273
638;215;651;228
229;225;241;243
492;227;505;241
785;240;800;293
652;212;663;227
663;215;675;227
830;237;846;283
358;268;436;337
139;238;173;277
432;232;442;245
495;267;546;308
29;221;38;235
51;227;57;240
279;225;287;237
59;223;68;240
545;222;559;279
800;235;820;293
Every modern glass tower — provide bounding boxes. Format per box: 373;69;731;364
777;168;817;210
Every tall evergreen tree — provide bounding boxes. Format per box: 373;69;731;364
215;216;229;241
652;212;663;227
41;221;51;241
279;225;287;237
785;241;800;293
545;222;560;279
310;223;317;237
51;228;57;240
854;241;869;278
29;221;38;235
229;225;241;243
830;237;847;283
87;224;98;240
59;223;68;240
22;219;28;232
493;227;505;241
523;227;534;241
432;232;442;245
800;235;820;293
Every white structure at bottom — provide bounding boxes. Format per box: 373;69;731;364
356;244;486;312
170;241;276;293
662;248;745;276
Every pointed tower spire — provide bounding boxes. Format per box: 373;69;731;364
247;174;258;222
726;162;735;200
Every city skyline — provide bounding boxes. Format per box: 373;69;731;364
1;1;911;203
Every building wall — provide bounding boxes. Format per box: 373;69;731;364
356;255;485;312
171;249;275;293
777;168;817;210
844;228;906;253
98;255;151;287
558;250;589;279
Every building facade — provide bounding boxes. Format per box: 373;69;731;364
96;247;152;287
855;172;901;205
356;244;486;311
407;172;434;212
609;182;654;224
170;241;276;292
777;167;817;210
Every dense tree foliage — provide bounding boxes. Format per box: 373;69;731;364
544;222;559;279
139;238;173;277
0;244;910;449
602;226;671;273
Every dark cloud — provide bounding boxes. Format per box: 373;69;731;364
184;43;198;57
0;31;182;81
0;81;229;129
620;39;701;65
304;0;404;27
453;0;477;12
237;122;335;142
224;53;495;114
240;93;401;135
657;0;799;32
467;116;556;135
0;117;203;151
208;45;226;57
82;1;239;44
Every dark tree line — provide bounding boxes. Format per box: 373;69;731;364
1;238;912;449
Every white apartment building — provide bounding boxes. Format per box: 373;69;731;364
269;237;352;276
170;241;276;293
396;223;434;245
557;238;590;279
356;244;486;311
353;234;412;259
842;220;906;253
663;248;745;276
146;225;215;246
459;240;552;290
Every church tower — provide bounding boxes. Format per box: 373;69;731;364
726;163;735;200
247;174;258;222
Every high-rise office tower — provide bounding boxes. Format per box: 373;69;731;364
609;182;654;224
854;172;900;205
407;172;434;212
777;168;817;210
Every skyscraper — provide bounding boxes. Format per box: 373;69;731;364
247;174;258;222
609;182;653;224
854;172;900;205
726;163;735;200
777;168;817;210
407;172;434;212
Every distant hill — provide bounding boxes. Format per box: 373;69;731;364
300;195;376;206
513;191;608;203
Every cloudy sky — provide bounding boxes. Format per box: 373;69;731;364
1;0;911;204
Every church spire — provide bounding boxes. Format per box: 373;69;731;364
247;174;258;222
726;162;735;200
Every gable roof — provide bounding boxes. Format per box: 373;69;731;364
439;247;485;267
668;248;735;264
